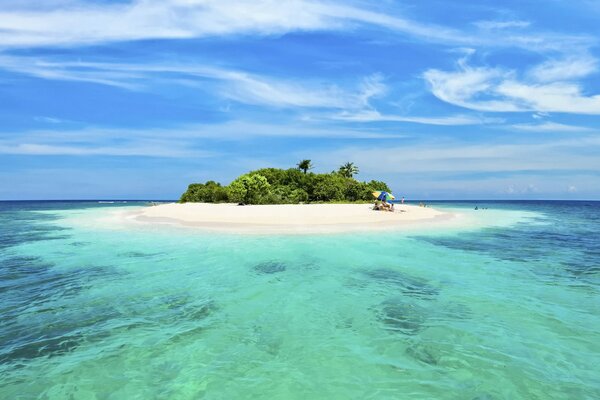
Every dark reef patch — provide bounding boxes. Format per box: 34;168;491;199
254;261;287;274
159;294;218;322
119;251;163;258
182;300;218;321
405;342;441;365
363;268;439;298
413;202;600;285
0;210;71;250
0;255;124;365
375;297;428;335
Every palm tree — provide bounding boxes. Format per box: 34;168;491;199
339;162;359;178
297;159;313;174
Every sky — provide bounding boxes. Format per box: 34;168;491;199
1;0;599;200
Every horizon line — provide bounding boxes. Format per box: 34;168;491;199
1;199;598;202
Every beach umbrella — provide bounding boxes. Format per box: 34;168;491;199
372;191;395;201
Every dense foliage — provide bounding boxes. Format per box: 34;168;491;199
179;162;391;204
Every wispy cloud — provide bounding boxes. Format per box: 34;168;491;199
473;20;531;30
34;116;64;124
1;55;493;126
424;54;600;114
0;143;209;157
511;122;595;132
311;137;600;174
0;124;215;157
0;55;381;109
331;110;498;126
0;119;409;158
527;55;598;82
0;0;590;53
0;0;464;47
503;183;539;194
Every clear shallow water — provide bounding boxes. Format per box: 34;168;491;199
1;201;599;399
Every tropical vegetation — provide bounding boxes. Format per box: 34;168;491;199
179;161;391;204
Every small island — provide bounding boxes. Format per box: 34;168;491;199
104;161;457;234
179;160;391;204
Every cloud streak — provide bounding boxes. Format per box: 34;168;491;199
0;55;382;109
0;0;590;53
424;55;600;115
0;119;410;158
311;137;600;175
0;55;495;126
331;110;497;126
511;122;595;133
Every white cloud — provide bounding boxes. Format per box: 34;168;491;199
424;66;522;112
332;110;497;126
34;116;64;124
0;119;408;159
2;56;497;126
0;55;381;109
532;112;549;120
0;55;144;90
0;143;209;157
309;136;600;174
528;56;597;82
511;122;595;132
220;73;348;108
474;20;531;30
177;120;408;139
0;0;590;52
567;185;578;193
504;185;516;194
0;0;463;47
424;56;600;114
503;184;539;195
356;73;387;107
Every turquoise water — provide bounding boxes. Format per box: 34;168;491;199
1;201;599;399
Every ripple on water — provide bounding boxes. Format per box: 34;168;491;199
362;268;439;298
0;304;119;365
0;256;115;311
375;297;428;335
0;256;124;365
0;212;71;250
405;341;441;365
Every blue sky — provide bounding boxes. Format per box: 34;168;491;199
1;0;599;200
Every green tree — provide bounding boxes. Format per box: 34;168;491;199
179;181;229;203
227;174;271;204
338;162;359;178
180;167;390;204
344;180;372;201
366;180;391;193
312;174;346;201
265;186;309;204
297;159;314;174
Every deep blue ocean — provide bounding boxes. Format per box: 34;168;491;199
1;200;598;399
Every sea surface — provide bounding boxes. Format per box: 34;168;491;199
1;200;599;399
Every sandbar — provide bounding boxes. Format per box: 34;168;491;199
104;203;461;234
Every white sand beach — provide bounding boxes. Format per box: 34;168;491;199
102;202;460;234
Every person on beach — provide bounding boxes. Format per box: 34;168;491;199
382;199;394;212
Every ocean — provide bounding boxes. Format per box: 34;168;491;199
0;200;598;399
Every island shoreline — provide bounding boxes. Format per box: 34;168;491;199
106;202;463;235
